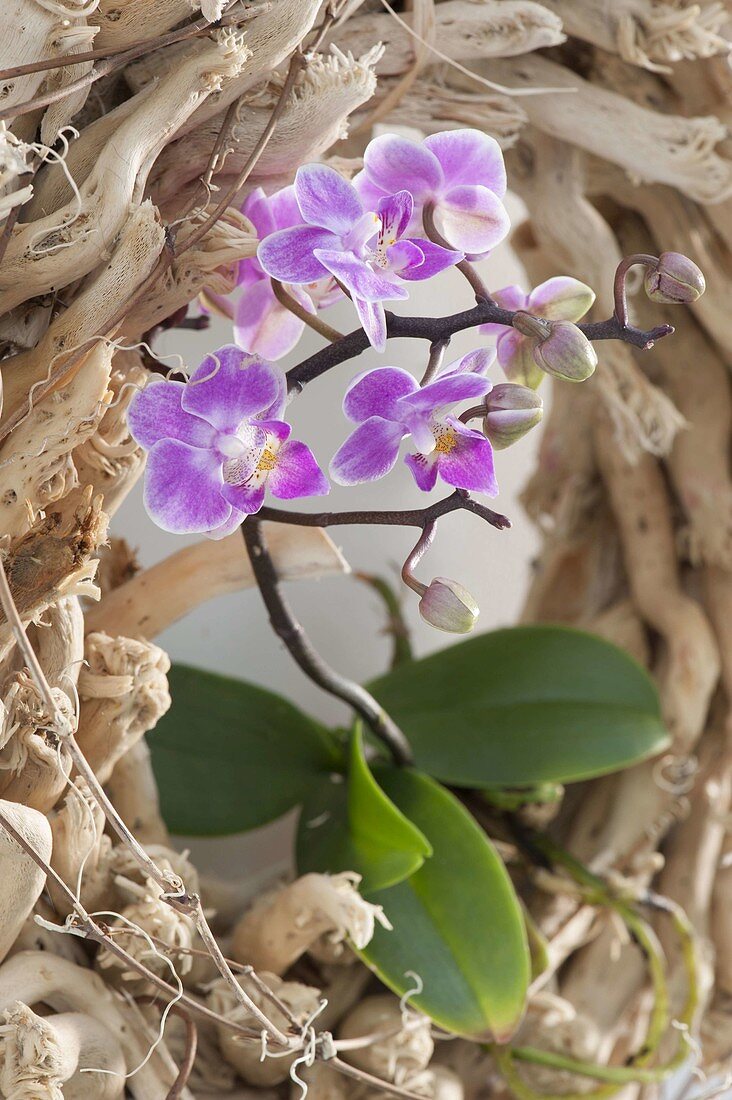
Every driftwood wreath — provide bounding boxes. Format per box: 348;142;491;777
0;2;729;1098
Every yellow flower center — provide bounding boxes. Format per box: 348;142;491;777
256;447;278;472
433;427;457;454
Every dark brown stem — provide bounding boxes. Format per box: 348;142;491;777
242;518;414;766
271;278;344;342
420;338;449;385
258;489;511;531
613;252;659;327
286;303;674;395
166;1010;197;1100
401;522;436;596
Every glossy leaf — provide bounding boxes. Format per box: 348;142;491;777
359;767;530;1039
149;664;339;836
297;726;432;892
369;625;668;786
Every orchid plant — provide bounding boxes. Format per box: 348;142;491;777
130;128;705;1058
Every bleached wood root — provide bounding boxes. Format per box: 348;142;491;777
489;54;732;203
540;0;728;71
30;595;85;696
95;0;204;50
0;800;52;964
208;970;322;1085
372;70;527;150
0;672;73;812
0;342;113;539
0;31;250;313
0;951;186;1099
0;0;62;116
330;0;564;77
152;45;380;208
85;523;349;638
0;1003;126;1099
0;492;107;657
128;0;322;138
75;632;171;783
0;201;165;428
105;738;170;848
120;207;256;340
230;872;387;975
594;414;718;757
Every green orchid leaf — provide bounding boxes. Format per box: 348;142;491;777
360;767;530;1039
368;625;668;786
149;664;339;836
297;725;432;893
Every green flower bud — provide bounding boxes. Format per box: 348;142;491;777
644;251;706;305
419;577;479;634
483;384;543;450
532;319;597;383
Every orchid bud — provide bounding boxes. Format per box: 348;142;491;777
419;577;479;634
644;252;705;305
483;383;543;450
531;319;597;383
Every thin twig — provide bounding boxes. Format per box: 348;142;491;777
165;1009;197;1100
242;518;414;766
0;1;266;83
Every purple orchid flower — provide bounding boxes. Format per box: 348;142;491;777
127;345;328;539
234;187;339;360
355;128;510;256
479;277;596;388
257;163;462;351
330;349;498;496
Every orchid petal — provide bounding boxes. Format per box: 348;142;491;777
207;507;248;540
269;440;329;500
241;187;277;240
258;226;337;283
424;129;507;197
363;133;443;200
396;237;462;281
441;348;496;377
404;451;439;492
378;190;414;239
433;185;510;254
295;163;363;234
437;419;498;495
268;185;301;228
330;416;406;485
492;284;529;312
144;440;230;533
399;372;492;415
314;249;409;303
354;296;388;351
183;346;283;432
528;276;596;322
234;279;310;361
128;382;215;451
384;239;425;276
221;478;267;516
343;366;418;424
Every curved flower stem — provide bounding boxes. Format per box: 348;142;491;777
423;202;494;304
271;278;345;342
613;253;659;327
241;518;414;766
286;301;674;395
420;338;449;385
401;522;437;596
258;489;511;531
